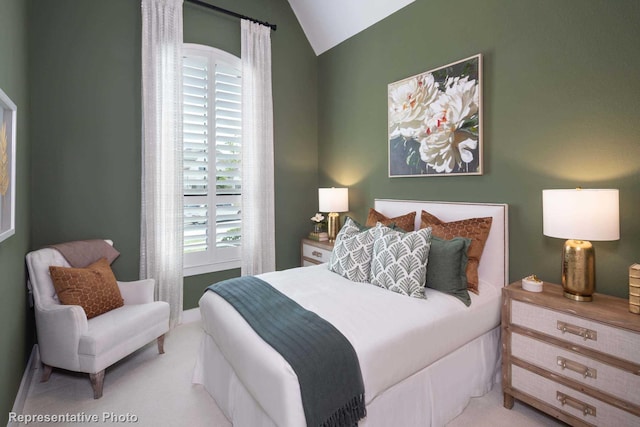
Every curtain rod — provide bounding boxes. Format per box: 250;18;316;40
185;0;277;31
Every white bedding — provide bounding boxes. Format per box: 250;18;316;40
194;199;509;426
197;263;502;427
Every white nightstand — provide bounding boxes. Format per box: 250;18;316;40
300;238;334;266
502;281;640;426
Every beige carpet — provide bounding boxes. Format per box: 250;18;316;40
17;319;563;426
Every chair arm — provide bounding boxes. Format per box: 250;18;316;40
35;303;88;371
118;279;156;305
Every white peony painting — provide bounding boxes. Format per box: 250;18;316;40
388;54;482;177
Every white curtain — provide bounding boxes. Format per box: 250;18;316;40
241;20;276;276
140;0;184;327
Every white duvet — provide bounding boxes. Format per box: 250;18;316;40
197;264;502;427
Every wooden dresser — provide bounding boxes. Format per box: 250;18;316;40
300;238;334;266
502;281;640;426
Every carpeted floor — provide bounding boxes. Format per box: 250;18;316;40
17;318;564;426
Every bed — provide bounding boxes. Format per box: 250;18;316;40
193;199;509;426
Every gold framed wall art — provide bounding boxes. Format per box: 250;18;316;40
0;88;16;243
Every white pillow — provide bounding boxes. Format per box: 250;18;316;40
370;224;432;299
328;217;376;282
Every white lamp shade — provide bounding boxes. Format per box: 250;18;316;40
542;189;620;241
318;188;349;213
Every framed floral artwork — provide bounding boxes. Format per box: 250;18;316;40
0;88;16;243
388;54;482;177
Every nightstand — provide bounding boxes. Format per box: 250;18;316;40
502;281;640;426
300;238;334;266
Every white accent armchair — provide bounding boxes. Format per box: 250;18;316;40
26;244;170;399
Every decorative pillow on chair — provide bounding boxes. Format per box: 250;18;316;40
365;208;416;232
328;217;377;282
370;224;432;299
425;236;472;306
420;210;492;294
49;258;124;319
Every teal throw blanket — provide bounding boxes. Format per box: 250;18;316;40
207;276;366;427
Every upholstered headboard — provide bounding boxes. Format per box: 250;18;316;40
374;199;509;288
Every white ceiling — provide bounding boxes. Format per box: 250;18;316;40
287;0;415;56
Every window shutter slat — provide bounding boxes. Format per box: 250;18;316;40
216;196;241;248
184;202;209;253
214;60;241;198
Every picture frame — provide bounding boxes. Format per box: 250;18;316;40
0;88;17;243
388;53;482;177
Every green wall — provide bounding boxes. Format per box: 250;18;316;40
29;0;143;279
28;0;318;311
0;0;31;422
318;0;640;297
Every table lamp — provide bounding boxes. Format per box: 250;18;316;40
318;188;349;242
542;188;619;301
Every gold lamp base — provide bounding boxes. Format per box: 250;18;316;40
327;212;341;242
561;239;595;302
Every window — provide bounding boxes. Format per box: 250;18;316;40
182;44;242;276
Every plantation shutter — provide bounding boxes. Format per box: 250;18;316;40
182;48;242;267
214;63;242;248
183;55;210;253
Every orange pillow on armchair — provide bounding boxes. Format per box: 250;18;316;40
49;258;124;319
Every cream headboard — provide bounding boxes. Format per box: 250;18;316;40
374;199;509;288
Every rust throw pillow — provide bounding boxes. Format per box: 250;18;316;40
420;210;492;294
49;258;124;319
366;208;416;232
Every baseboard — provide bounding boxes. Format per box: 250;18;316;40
8;345;39;427
181;307;201;324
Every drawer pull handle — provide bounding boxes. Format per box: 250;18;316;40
556;391;596;417
312;251;323;258
557;321;597;341
557;356;597;379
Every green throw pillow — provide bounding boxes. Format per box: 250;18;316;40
425;236;472;306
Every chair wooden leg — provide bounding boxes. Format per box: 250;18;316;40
157;334;165;354
41;364;53;382
90;370;105;399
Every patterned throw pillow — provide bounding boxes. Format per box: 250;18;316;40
328;217;376;282
365;208;416;232
370;224;432;299
420;211;492;294
49;258;124;319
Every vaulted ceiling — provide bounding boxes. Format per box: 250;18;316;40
286;0;415;55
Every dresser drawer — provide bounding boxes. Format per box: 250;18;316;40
511;300;640;365
302;243;332;264
512;333;640;407
512;365;638;426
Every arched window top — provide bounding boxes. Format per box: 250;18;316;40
184;43;240;68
